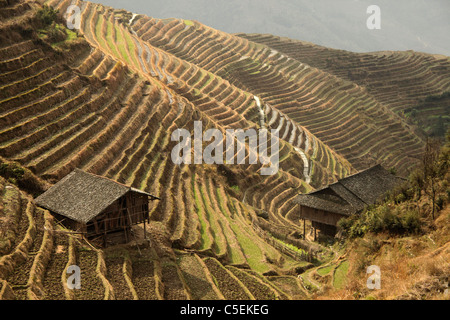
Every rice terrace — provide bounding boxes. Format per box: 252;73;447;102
0;0;449;304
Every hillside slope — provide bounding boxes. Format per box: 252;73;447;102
91;0;450;56
0;0;449;300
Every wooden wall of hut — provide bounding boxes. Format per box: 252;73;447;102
311;221;338;237
299;206;347;227
85;191;149;237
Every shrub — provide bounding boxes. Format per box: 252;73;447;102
361;236;382;255
386;181;414;204
0;158;49;196
394;192;406;204
377;206;403;232
354;254;370;274
339;131;449;239
0;162;24;180
47;23;67;43
401;210;422;234
436;195;445;211
339;203;423;238
337;216;354;232
37;5;59;26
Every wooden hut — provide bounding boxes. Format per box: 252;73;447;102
35;169;160;244
295;165;404;238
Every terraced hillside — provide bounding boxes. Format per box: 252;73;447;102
0;174;310;300
240;33;450;138
0;0;447;300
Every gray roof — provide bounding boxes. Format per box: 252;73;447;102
296;164;404;216
295;194;354;216
337;164;402;205
35;169;159;223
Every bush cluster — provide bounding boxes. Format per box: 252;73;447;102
0;158;48;196
37;5;59;26
340;130;449;239
0;162;25;183
338;203;422;238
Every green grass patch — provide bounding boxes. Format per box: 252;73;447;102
227;199;270;272
38;23;79;48
299;272;318;292
65;29;78;42
199;184;227;256
114;24;132;65
222;196;278;273
333;260;349;289
215;188;248;265
192;174;213;251
122;27;140;69
200;74;214;90
317;264;334;276
214;188;229;217
94;15;109;51
229;185;240;193
272;237;307;255
105;19;120;57
228;222;269;273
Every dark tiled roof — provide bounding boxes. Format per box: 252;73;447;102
295;194;354;215
337;164;403;205
296;165;404;215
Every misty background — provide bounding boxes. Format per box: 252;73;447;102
92;0;450;56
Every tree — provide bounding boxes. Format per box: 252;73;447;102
409;167;424;202
432;116;446;138
421;137;443;220
37;5;59;27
